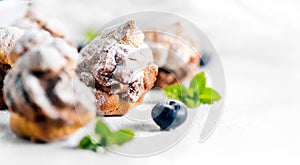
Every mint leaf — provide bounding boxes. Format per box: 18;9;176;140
183;97;200;108
79;136;99;152
199;87;221;104
162;83;187;101
79;120;135;152
184;88;201;108
95;120;111;138
162;83;181;100
162;72;221;108
85;30;100;43
109;129;135;146
79;136;93;148
189;72;206;92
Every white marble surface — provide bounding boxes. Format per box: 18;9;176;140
1;0;300;164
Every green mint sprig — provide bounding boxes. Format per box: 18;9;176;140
162;72;221;108
79;120;134;152
85;30;100;43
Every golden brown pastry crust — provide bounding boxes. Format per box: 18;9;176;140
96;65;158;116
10;111;94;142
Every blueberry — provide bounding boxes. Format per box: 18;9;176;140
77;43;86;52
200;51;211;66
152;100;187;130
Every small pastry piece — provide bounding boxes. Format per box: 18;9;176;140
144;22;200;87
77;20;158;116
13;9;75;46
4;41;96;142
0;27;24;109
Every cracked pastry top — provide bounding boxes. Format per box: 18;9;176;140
77;20;158;116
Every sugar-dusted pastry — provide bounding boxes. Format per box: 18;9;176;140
144;22;200;87
0;27;24;109
3;38;96;142
13;8;75;46
77;20;158;116
8;29;76;69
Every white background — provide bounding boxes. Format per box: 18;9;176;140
1;0;300;164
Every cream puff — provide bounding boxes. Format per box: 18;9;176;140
76;20;158;116
144;22;200;87
3;33;96;142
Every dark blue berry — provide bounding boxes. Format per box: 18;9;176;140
77;43;85;52
200;51;211;66
152;100;187;130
